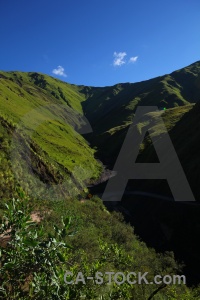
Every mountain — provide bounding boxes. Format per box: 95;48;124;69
133;101;200;201
1;61;200;288
83;60;200;166
1;61;200;202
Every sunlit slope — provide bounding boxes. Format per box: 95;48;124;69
0;71;102;200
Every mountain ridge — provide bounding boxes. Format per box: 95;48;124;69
1;60;200;200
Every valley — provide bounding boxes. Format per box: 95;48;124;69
1;60;200;298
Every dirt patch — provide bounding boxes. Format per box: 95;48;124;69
30;211;42;223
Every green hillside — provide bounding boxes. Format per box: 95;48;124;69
0;71;102;200
1;61;200;200
1;62;200;299
84;61;200;167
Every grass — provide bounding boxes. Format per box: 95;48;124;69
1;61;200;297
0;71;102;200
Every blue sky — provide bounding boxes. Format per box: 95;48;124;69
0;0;200;87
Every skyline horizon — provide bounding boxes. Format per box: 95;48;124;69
1;59;200;88
1;1;200;87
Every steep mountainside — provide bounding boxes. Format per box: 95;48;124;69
84;61;200;167
0;71;102;200
83;61;200;130
1;62;200;287
135;101;200;201
0;61;200;201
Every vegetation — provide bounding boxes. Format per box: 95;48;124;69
1;61;200;199
0;71;102;200
1;196;199;299
1;61;200;298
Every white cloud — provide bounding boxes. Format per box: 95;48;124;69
52;65;67;77
129;56;138;63
113;52;127;66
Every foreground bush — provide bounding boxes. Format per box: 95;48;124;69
0;197;199;299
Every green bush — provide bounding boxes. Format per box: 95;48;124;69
0;197;199;299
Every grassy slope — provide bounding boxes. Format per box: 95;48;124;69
0;71;102;200
1;61;200;200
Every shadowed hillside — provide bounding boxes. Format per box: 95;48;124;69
83;61;200;198
83;60;200;132
134;101;200;201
